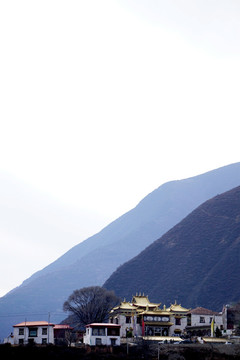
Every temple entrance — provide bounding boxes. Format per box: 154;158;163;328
145;326;169;336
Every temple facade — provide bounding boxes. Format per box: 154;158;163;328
109;294;189;338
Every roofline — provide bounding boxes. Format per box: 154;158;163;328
13;322;55;327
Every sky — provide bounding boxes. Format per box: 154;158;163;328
0;0;240;296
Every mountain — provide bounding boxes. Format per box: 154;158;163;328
0;172;108;297
104;186;240;311
1;162;240;339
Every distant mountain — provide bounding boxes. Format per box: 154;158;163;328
104;186;240;311
0;171;108;295
1;162;240;339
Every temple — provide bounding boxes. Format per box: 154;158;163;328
109;294;190;338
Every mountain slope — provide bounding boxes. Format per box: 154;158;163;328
1;162;240;339
104;186;240;311
0;171;108;295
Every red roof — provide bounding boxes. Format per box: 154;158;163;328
53;324;73;330
14;321;54;327
188;307;220;315
85;323;121;328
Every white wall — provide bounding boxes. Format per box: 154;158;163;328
190;314;222;328
169;315;188;335
84;326;120;346
12;325;54;345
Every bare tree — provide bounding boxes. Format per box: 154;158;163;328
63;286;120;326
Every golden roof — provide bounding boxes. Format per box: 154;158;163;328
131;294;160;308
166;301;190;313
139;308;170;316
111;300;135;312
110;296;189;317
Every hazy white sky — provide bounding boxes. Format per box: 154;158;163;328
0;0;240;296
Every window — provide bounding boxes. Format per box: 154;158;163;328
29;327;38;337
175;318;181;325
162;328;168;336
92;327;105;336
42;338;47;344
111;338;116;346
95;338;102;345
209;317;213;324
107;327;120;336
19;339;24;345
42;328;47;335
126;316;131;324
154;328;161;336
200;317;205;323
19;328;24;335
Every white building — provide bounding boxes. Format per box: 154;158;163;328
84;323;121;346
186;307;223;337
10;321;55;345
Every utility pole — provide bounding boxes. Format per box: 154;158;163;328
24;318;27;345
48;312;50;344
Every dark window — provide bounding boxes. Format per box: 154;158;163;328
92;327;105;336
42;338;47;344
154;328;161;336
29;328;38;337
162;328;168;336
107;327;120;336
19;328;24;335
175;318;181;325
111;338;116;346
126;316;131;323
95;338;102;345
200;317;205;323
42;328;47;335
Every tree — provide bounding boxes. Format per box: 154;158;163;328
63;286;120;327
